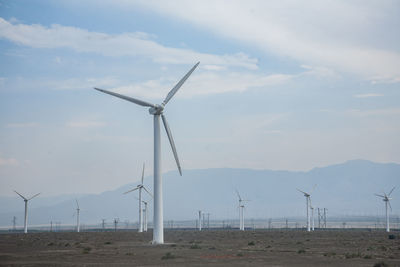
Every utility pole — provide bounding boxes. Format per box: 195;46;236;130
285;219;288;229
202;213;206;230
207;213;210;229
50;221;53;232
268;218;272;229
318;208;321;228
323;208;327;228
114;218;119;232
102;219;106;231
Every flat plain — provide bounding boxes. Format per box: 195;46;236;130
0;230;399;266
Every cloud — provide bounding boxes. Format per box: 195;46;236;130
353;93;383;98
112;70;295;99
0;156;18;166
130;0;400;82
347;108;400;117
0;18;257;70
5;122;38;128
66;121;106;128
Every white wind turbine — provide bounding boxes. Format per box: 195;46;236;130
297;187;315;232
124;163;152;233
14;191;40;234
309;199;315;231
142;200;149;232
236;190;249;231
375;187;395;232
198;210;202;231
95;62;199;243
75;199;81;233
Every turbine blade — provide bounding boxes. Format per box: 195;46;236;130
235;189;242;201
161;114;182;176
297;188;308;195
94;87;156;108
142;186;153;198
28;193;40;200
310;184;317;194
141;163;145;185
76;199;80;209
388;200;392;211
162;62;200;106
14;190;27;201
375;193;385;198
123;187;139;194
388;187;396;196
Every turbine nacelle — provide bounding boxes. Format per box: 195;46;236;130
149;105;164;115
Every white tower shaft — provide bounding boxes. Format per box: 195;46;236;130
306;197;310;232
77;209;80;232
386;201;389;232
153;115;163;244
198;211;202;231
24;200;28;234
311;208;314;231
138;188;143;232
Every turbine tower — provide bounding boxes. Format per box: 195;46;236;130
198;210;202;231
375;187;395;232
297;188;312;232
124;163;152;233
142;200;149;232
309;199;315;231
236;190;249;231
95;62;199;244
14;191;40;234
75;199;80;233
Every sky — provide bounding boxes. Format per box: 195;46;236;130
0;0;399;197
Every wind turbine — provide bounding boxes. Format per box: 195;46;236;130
297;187;315;232
95;62;199;244
375;187;395;232
75;199;80;233
198;210;202;231
142;200;149;232
309;199;315;231
14;191;40;233
124;163;152;233
236;190;249;231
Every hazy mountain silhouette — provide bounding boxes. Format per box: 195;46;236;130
0;159;398;227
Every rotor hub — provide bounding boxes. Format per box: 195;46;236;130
149;105;164;115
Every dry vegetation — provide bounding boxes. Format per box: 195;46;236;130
0;230;399;266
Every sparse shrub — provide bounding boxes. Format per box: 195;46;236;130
248;241;255;246
161;252;175;260
323;252;336;257
65;243;70;247
190;244;201;249
364;255;372;259
47;242;54;246
125;252;133;256
296;241;303;245
170;244;177;247
388;235;395;240
345;252;361;259
82;247;92;254
208;247;216;250
373;261;389;267
104;241;112;245
236;253;243;257
297;249;306;254
379;245;388;251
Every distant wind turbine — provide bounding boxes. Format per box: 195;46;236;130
375;187;395;232
124;163;152;233
75;199;80;233
142;200;149;232
309;199;315;231
198;210;202;231
236;190;249;231
297;186;316;232
95;62;199;244
14;191;40;234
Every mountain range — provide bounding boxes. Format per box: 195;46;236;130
0;159;399;227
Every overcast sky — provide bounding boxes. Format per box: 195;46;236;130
0;0;399;196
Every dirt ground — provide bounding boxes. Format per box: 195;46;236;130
0;229;399;266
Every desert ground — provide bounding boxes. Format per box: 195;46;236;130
0;229;399;266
